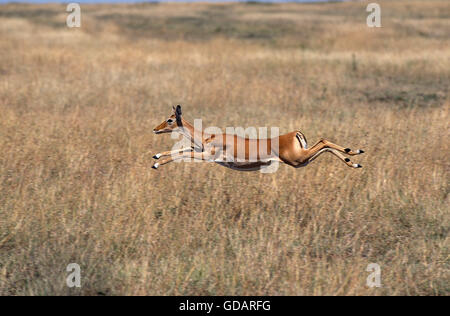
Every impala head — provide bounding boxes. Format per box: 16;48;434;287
153;105;183;134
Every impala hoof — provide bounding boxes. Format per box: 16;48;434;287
353;163;362;168
357;149;364;154
152;163;159;169
153;153;161;159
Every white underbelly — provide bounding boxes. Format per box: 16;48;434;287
214;159;279;172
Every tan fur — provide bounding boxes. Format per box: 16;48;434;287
152;107;364;170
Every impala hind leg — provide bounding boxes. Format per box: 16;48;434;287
309;138;364;156
152;151;216;169
308;148;362;168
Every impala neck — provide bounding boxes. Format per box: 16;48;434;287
178;118;205;149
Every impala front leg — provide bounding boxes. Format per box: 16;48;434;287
152;151;216;169
152;146;195;159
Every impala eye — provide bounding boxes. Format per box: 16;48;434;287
167;119;173;123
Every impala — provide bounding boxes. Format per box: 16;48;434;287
152;105;364;171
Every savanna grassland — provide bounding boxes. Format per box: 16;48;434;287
0;0;449;295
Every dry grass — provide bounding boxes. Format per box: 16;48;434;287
0;0;449;295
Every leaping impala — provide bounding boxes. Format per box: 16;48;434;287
151;105;364;171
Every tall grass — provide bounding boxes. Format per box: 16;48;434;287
0;1;448;295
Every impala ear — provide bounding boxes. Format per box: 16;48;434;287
175;105;182;125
